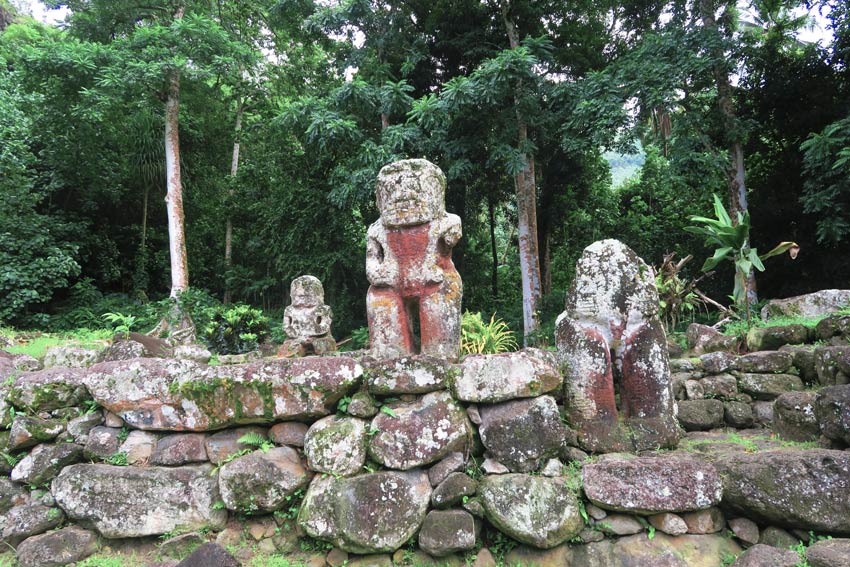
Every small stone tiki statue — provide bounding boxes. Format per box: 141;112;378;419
366;159;463;361
279;275;336;357
556;239;679;453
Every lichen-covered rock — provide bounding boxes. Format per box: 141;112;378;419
119;430;159;464
428;452;466;486
806;538;850;567
452;349;561;403
205;426;268;463
0;478;27;514
648;513;688;536
730;544;800;567
431;472;477;509
368;391;468;470
7;367;89;412
365;356;453;394
269;422;308;447
347;391;379;418
479;474;583;549
83;426;121;459
816;314;850;340
677;399;725;431
1;504;65;545
173;344;212;364
96;339;149;362
814;346;850;386
772;392;819;442
52;464;227;537
8;415;64;450
735;351;793;373
761;289;850;321
728;517;760;546
43;346;100;369
298;470;432;553
700;352;737;374
66;412;103;445
681;507;725;534
557;240;678;453
687;324;737;354
583;457;722;514
738;373;804;400
304;415;368;476
218;447;311;514
700;374;738;399
724;401;754;428
746;325;809;352
815;385;850;445
418;510;478;557
11;443;82;485
752;401;775;427
85;357;362;431
717;450;850;534
150;433;209;465
779;345;818;384
478;395;565;472
15;526;99;567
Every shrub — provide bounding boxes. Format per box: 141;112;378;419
461;311;518;355
202;304;270;354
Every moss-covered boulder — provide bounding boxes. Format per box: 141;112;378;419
737;373;804;400
1;504;65;546
772;391;819;442
746;325;809;352
11;442;82;485
15;525;99;567
735;351;793;374
368;391;468;470
452;349;561;403
218;446;312;514
8;415;64;451
418;510;479;557
813;346;850;386
365;356;455;394
583;457;722;514
7;367;90;412
304;415;368;476
478;395;566;472
717;449;850;534
84;357;362;431
52;464;227;537
43;346;100;369
298;470;432;553
479;474;583;549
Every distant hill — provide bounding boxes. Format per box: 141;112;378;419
604;149;645;189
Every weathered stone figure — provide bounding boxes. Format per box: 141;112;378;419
556;239;678;453
366;159;462;361
280;275;336;356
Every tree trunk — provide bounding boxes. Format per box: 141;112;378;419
489;196;498;297
700;0;758;304
503;2;542;344
141;184;149;251
164;69;189;299
223;94;244;305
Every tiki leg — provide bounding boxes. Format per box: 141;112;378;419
367;286;415;358
419;273;462;361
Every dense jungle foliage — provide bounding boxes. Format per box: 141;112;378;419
0;0;848;342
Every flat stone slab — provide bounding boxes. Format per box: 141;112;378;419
7;367;90;412
452;349;561;403
365;356;454;394
583;457;722;514
84;357;362;431
52;464;226;537
761;289;850;320
717;449;850;534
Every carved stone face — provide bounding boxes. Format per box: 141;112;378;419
375;159;446;227
290;275;324;308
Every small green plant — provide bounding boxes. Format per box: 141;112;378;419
461;311;518;355
379;405;398;418
202;304;270;355
686;194;799;324
1;452;24;468
105;451;128;466
350;326;370;350
237;431;274;452
337;396;352;414
117;426;129;444
101;312;137;339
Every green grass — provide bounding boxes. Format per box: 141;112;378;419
2;328;112;359
77;556;131;567
247;556;307;567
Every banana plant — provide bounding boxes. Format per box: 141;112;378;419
685;194;799;323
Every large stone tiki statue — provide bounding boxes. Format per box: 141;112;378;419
366;159;463;361
280;275;337;357
556;239;679;453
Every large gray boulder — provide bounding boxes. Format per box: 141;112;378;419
735;351;793;373
478;474;583;549
583;457;722;514
772;392;819;442
815;385;850;445
7;367;90;412
452;349;561;403
15;526;99;567
84;357;362;431
761;289;850;320
298;470;432;553
745;325;809;352
737;373;803;400
717;450;850;534
1;504;65;545
304;415;368;477
478;395;566;472
43;346;99;369
368;391;468;470
218;446;312;514
52;464;227;537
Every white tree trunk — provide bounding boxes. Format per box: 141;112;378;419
164;70;189;299
223;95;244;304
